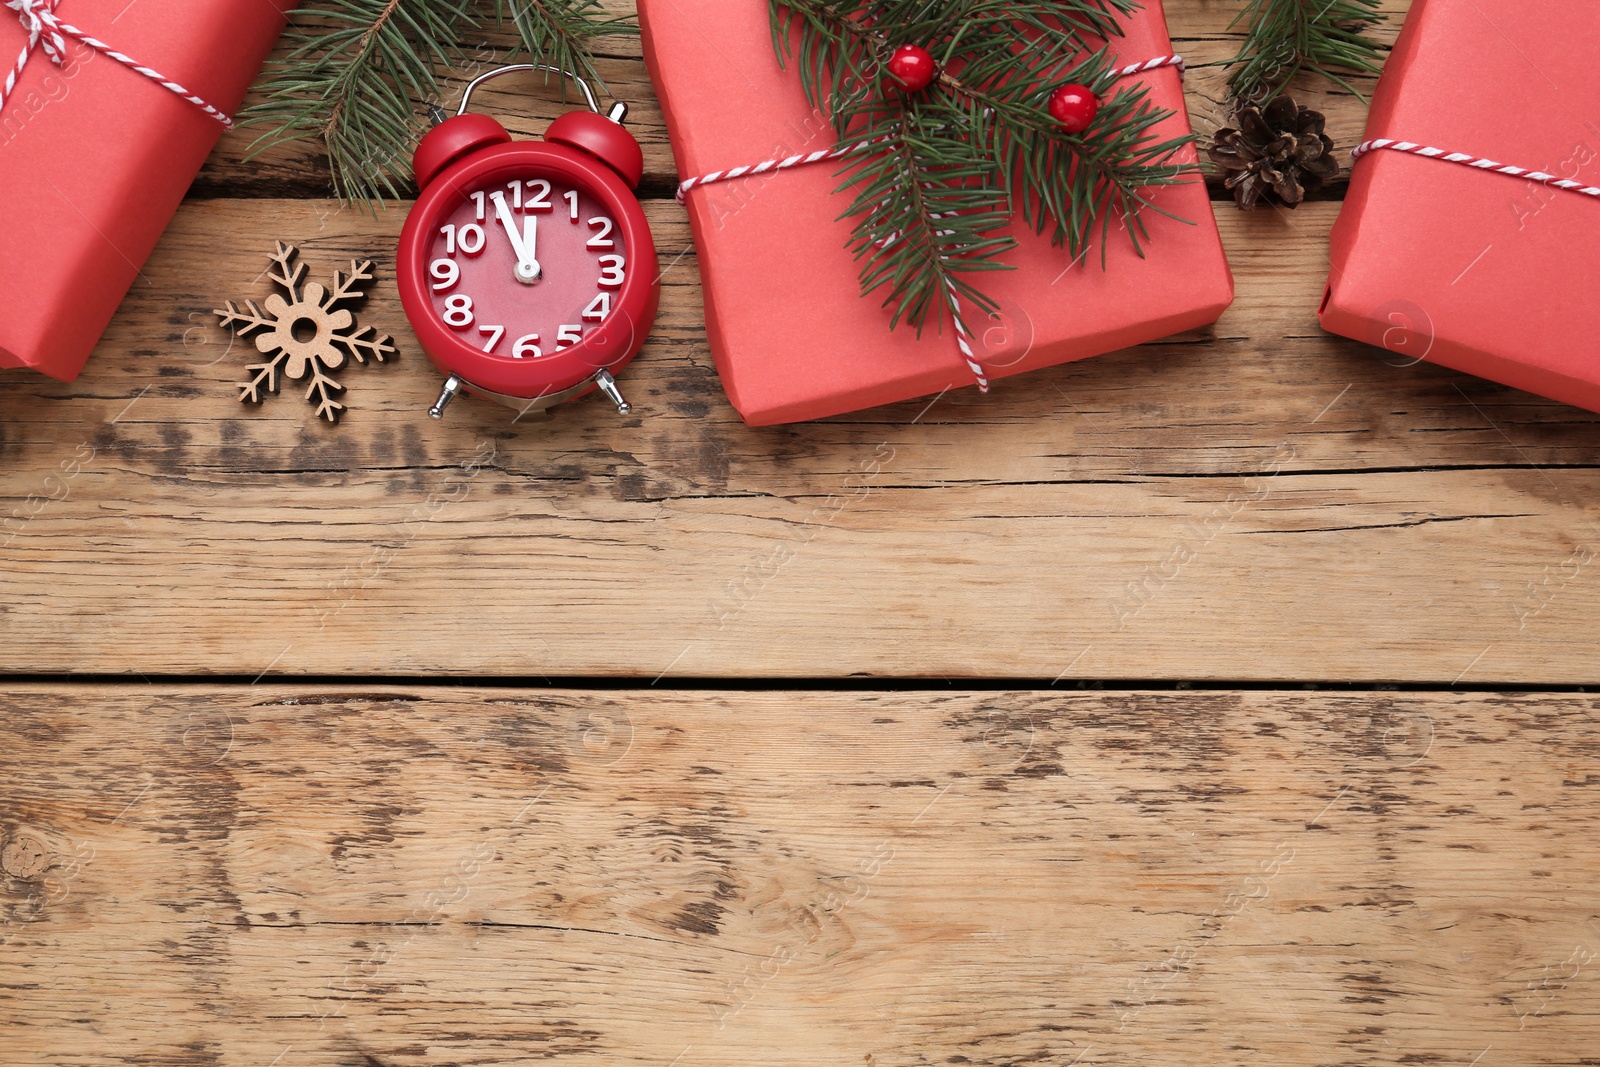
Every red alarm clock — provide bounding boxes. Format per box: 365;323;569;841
398;65;659;420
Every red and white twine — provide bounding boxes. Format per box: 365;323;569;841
676;136;882;201
1351;138;1600;200
945;285;986;388
4;0;234;128
1112;54;1186;80
675;54;1186;392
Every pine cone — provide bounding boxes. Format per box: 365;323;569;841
1209;96;1340;209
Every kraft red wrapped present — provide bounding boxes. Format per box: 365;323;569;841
639;0;1233;425
1320;0;1600;412
0;0;292;382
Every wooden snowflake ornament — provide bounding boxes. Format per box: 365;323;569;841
215;242;395;422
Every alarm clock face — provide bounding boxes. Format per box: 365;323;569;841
425;176;626;363
399;142;658;405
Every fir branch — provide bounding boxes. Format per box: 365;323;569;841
944;47;1192;262
241;0;476;206
770;0;1195;335
773;0;1138;116
837;109;1018;330
493;0;636;93
1226;0;1387;105
240;1;634;206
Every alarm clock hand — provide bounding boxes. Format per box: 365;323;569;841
522;214;539;282
491;191;540;284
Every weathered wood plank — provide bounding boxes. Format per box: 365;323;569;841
2;198;1598;680
190;0;1408;199
2;686;1597;1065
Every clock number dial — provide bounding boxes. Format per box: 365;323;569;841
440;222;485;257
523;179;553;212
427;177;628;361
443;294;474;328
586;216;615;249
430;258;460;291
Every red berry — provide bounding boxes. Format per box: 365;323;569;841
887;45;937;93
1049;84;1100;133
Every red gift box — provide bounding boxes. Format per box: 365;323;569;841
0;0;292;382
639;0;1233;425
1320;0;1600;412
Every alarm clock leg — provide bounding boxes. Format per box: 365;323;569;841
593;370;632;415
429;374;465;419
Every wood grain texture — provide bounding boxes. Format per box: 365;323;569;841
8;7;1597;1064
192;0;1410;199
3;686;1599;1066
1;197;1598;681
4;0;1596;684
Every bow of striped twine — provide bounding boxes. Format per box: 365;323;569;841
3;0;234;127
6;0;65;67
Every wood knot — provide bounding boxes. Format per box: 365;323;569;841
0;834;55;880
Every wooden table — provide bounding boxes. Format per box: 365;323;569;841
4;2;1598;1063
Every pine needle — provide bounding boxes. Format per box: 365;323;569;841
493;0;636;92
770;0;1195;336
1226;0;1388;105
240;0;636;207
